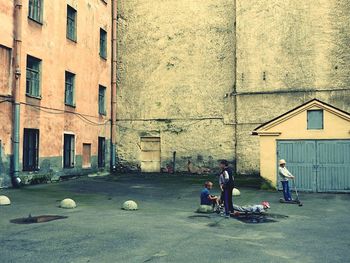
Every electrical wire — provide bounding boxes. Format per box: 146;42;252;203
0;99;12;104
19;102;111;126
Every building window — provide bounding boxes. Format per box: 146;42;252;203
63;134;75;168
28;0;43;23
98;85;106;115
307;110;324;130
26;55;41;98
65;71;75;106
99;28;107;59
66;5;77;41
23;129;39;171
82;143;91;168
0;45;11;94
98;137;105;168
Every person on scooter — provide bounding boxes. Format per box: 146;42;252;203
279;159;295;201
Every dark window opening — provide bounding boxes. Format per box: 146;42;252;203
65;71;75;106
63;134;75;168
67;5;77;41
99;28;107;59
23;128;39;171
28;0;43;23
98;85;106;115
26;55;41;98
98;137;105;168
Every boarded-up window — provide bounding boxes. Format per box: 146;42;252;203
307;110;323;130
0;45;11;95
82;143;91;168
140;137;161;173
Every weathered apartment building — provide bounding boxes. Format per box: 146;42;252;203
115;0;350;187
0;0;117;187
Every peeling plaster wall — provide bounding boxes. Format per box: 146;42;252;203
117;0;350;175
116;0;236;172
236;0;350;174
0;0;112;187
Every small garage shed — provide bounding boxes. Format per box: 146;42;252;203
253;99;350;192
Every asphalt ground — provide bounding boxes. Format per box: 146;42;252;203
1;174;349;263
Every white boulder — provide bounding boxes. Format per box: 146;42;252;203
60;198;77;209
0;195;11;206
122;200;138;210
197;205;213;213
232;188;241;196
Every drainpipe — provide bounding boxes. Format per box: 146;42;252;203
12;0;22;187
110;0;118;172
233;0;238;175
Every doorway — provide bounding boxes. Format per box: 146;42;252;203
140;137;161;173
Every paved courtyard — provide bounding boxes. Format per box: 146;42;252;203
0;174;349;263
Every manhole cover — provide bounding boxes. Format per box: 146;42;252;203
10;214;68;224
233;213;288;224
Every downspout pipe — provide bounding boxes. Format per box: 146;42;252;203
12;0;22;187
110;0;118;173
233;0;238;175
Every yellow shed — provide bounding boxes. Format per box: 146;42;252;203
252;99;350;192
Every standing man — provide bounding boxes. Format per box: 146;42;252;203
219;160;234;217
278;159;295;201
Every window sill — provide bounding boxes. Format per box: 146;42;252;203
28;16;43;25
99;55;107;61
82;165;92;169
67;37;77;43
65;103;76;108
26;94;42;100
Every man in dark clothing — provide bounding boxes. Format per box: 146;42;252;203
219;160;234;217
200;181;219;207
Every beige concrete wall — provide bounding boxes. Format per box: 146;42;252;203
235;0;350;174
116;0;236;171
117;0;350;174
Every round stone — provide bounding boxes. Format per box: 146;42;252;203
60;198;77;209
197;205;213;213
122;200;138;210
232;188;241;196
0;195;11;206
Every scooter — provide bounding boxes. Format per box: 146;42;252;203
279;179;303;206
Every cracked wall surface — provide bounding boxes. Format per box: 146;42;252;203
116;0;236;172
236;0;350;173
117;0;350;174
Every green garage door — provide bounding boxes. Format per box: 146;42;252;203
277;140;350;192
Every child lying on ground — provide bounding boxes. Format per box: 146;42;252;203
232;201;270;214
